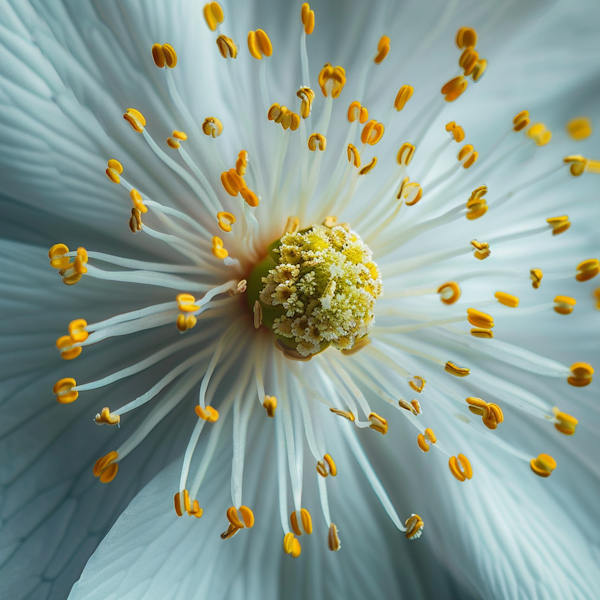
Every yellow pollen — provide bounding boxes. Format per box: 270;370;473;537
576;259;599;282
236;150;249;176
308;133;327;151
216;35;237;59
202;117;224;138
405;514;424;540
290;508;313;536
467;308;494;329
195;405;219;422
438;281;461;305
221;169;245;196
552;407;578;436
394;85;413;111
444;361;470;377
408;376;426;393
297;87;315;119
466;185;488;220
49;243;71;270
530;268;543;289
123;108;146;133
151;43;177;68
217;211;236;233
359;156;377;175
417;428;436;452
56;335;81;360
203;2;224;31
495;291;519;308
547;215;571;235
445;121;465;142
225;505;255;531
340;336;371;356
316;453;337;477
347;143;361;167
397;142;416;166
527;122;552;146
53;378;78;404
176;293;199;313
448;454;473;482
247;29;273;59
301;3;315;35
176;314;197;333
328;523;341;551
241;188;259;207
471;239;490;260
466;397;504;430
347;100;369;123
94;407;120;426
330;407;355;422
554;295;576;315
458;144;478;168
318;63;346;98
263;395;277;417
130;188;147;213
361;120;385;145
455;26;477;49
68;318;88;342
441;75;467;102
283;532;302;557
530;453;556;478
512;110;530;132
129;207;143;233
93;451;119;483
567;362;593;387
174;490;203;518
566;116;592;141
374;35;390;64
105;158;123;184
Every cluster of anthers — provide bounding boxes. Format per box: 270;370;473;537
46;1;600;561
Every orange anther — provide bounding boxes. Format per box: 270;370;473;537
374;35;390;64
203;2;224;31
438;281;461;305
448;454;472;481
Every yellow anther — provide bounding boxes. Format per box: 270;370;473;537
459;46;479;76
176;293;199;313
530;453;556;478
330;407;355;422
411;399;422;414
471;58;487;82
595;288;600;310
466;185;487;219
397;142;416;166
417;428;436;453
566;116;592;141
394;85;413;111
247;29;272;59
290;508;313;536
217;211;236;233
437;281;461;305
235;150;248;176
129;207;142;233
176;314;197;333
316;453;337;477
527;122;552;146
576;259;599;282
445;361;470;377
347;100;369;124
93;451;119;483
129;189;147;214
166;137;181;149
308;133;327;151
568;362;593;387
374;35;390;64
220;169;245;196
441;75;467;102
173;131;187;142
494;291;519;308
318;63;346;98
73;247;87;275
49;243;70;269
203;1;224;31
554;295;576;315
53;378;78;404
301;3;315;35
448;454;472;482
547;215;570;236
458;144;478;168
456;26;477;49
530;268;543;289
368;412;388;434
398;398;420;415
267;104;300;131
216;35;237;59
467;308;494;329
68;318;88;343
347;143;361;167
512;110;530;132
195;405;219;422
240;187;259;207
105;158;123;184
202;117;223;138
123;108;146;133
470;328;494;339
328;523;341;551
408;376;426;394
358;156;377;176
361;120;385;145
283;532;302;557
56;335;82;360
94;407;120;426
552;407;578;436
263;395;277;417
471;239;490;260
563;155;587;177
340;335;371;356
174;490;203;518
151;43;177;69
466;397;504;429
297;87;315;119
268;102;282;121
445;121;465;143
397;179;422;206
225;505;254;531
405;514;424;540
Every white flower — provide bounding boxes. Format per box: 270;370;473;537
1;1;600;599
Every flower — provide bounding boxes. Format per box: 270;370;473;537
1;0;600;599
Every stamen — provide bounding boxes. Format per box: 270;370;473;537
307;133;327;151
455;27;477;49
247;29;273;59
93;451;119;483
471;239;491;260
368;412;388;434
576;259;600;282
438;281;461;305
512;110;530;132
495;292;519;308
530;454;556;478
374;35;390;64
408;376;426;393
568;362;593;387
318;63;346;98
458;144;478;168
566;116;592;141
397;142;415;167
174;490;203;518
329;408;355;421
202;117;224;138
203;2;224;31
297;87;315;119
94;407;120;426
547;215;571;236
263;395;277;417
316;453;337;477
151;43;177;69
404;514;424;540
441;75;467;102
283;532;302;558
216;35;237;59
105;158;123;184
361;120;385;145
123;108;146;133
195;405;219;422
347;100;369;123
552;407;578;436
129;208;143;233
465;397;504;430
290;508;313;535
347;143;361;167
554;295;576;315
445;121;465;142
211;236;229;259
359;157;377;175
527;122;552;146
301;3;315;35
328;523;341;551
417;428;437;452
445;362;470;377
53;378;78;404
467;308;494;329
394;85;413;111
466;185;488;220
448;454;473;482
530;268;543;289
267;103;301;131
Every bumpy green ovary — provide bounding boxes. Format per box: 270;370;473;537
247;223;382;358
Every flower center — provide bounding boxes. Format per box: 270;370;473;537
247;218;382;359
